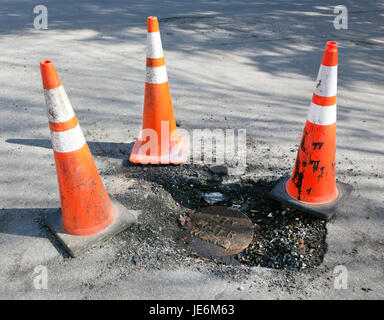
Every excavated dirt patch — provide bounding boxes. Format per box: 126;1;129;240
105;160;327;272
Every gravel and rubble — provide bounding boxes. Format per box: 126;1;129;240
96;138;329;277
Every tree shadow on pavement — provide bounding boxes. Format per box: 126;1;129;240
0;207;71;258
5;139;134;160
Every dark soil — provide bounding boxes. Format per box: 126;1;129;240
106;159;327;272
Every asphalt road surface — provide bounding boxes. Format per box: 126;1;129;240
0;0;383;299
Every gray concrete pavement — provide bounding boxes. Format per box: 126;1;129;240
0;0;383;299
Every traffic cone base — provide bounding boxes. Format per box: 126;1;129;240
269;174;352;220
130;135;189;164
45;198;138;257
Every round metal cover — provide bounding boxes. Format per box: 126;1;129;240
185;206;254;257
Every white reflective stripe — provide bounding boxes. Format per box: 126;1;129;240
314;65;337;97
146;32;164;59
50;124;86;153
44;86;75;123
146;65;168;84
307;102;336;125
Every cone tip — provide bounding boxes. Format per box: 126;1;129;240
326;41;338;49
322;41;338;66
147;16;159;32
40;59;53;65
40;60;62;89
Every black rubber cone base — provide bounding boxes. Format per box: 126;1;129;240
45;197;138;257
268;173;353;221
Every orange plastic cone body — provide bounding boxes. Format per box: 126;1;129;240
129;16;189;164
40;60;115;235
286;42;339;204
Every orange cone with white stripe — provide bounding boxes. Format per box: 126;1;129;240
40;61;137;251
129;16;189;164
286;41;338;203
269;42;352;220
41;60;115;235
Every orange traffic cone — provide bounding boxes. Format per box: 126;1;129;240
129;16;189;164
269;42;351;220
40;60;137;256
